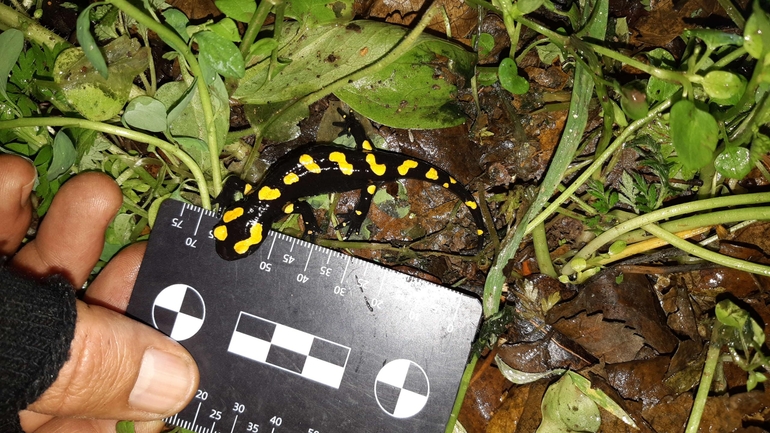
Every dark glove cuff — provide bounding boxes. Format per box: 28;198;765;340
0;265;77;432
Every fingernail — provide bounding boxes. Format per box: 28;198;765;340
129;348;193;414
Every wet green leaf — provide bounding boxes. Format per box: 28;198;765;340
285;0;354;25
474;33;495;56
703;71;746;105
209;17;241;42
176;137;210;173
53;36;149;121
498;57;530;95
215;0;255;22
162;9;190;42
123;96;168;132
744;3;770;59
683;29;743;51
645;48;680;102
538;373;601;433
670;99;718;171
518;0;544;14
715;146;752;179
195;30;244;79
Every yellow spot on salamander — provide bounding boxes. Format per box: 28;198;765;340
367;184;376;195
442;182;449;188
233;223;263;254
477;229;485;236
465;200;478;210
214;225;228;240
365;154;386;176
258;186;281;201
425;168;439;180
398;160;419;175
283;172;299;185
362;140;373;151
449;177;457;184
223;207;244;223
355;210;362;215
244;184;253;194
299;154;321;174
329;151;354;175
283;203;294;214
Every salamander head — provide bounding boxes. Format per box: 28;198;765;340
213;202;268;260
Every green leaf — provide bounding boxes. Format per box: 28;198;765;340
336;36;475;129
122;96;168;132
215;0;256;22
285;0;354;25
645;48;680;102
495;354;565;384
744;2;770;60
669;99;718;171
245;101;309;142
715;299;747;329
116;420;136;433
518;0;544;14
0;29;24;104
176;137;211;173
715;146;752;179
538;373;601;433
248;38;279;63
167;78;197;125
48;131;77;180
162;9;190;42
209;17;241;42
53;36;149;121
683;29;743;51
567;371;638;429
536;42;563;64
703;71;746;105
155;76;229;153
195;31;245;79
474;33;495;56
76;3;109;78
498;57;530;95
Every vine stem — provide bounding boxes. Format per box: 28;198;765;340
107;0;222;199
642;223;770;276
0;117;210;209
563;191;770;275
684;323;723;433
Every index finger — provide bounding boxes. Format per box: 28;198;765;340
0;155;36;256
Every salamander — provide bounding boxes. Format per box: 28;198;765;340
213;110;486;260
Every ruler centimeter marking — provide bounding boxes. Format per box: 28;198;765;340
127;199;482;433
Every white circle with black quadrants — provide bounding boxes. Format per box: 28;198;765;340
374;359;430;418
151;284;205;341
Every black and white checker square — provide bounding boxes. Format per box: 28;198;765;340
374;359;430;418
152;284;205;341
227;312;350;388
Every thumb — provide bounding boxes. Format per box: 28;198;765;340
26;301;199;421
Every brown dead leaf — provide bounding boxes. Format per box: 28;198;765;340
485;380;550;433
629;0;731;47
547;270;679;356
458;356;513;433
552;312;646;363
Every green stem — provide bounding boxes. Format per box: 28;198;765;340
565;191;770;275
684;323;723;433
239;0;274;58
643;223;770;275
0;117;210;209
445;355;478;433
0;3;69;49
716;0;746;29
532;222;557;278
107;0;222;199
617;207;770;244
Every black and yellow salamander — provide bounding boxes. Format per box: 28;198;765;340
213;111;486;261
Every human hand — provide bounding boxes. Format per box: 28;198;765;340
0;154;199;433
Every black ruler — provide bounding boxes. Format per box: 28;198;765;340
127;199;482;433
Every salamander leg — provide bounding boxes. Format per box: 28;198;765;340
290;200;323;241
336;183;378;238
